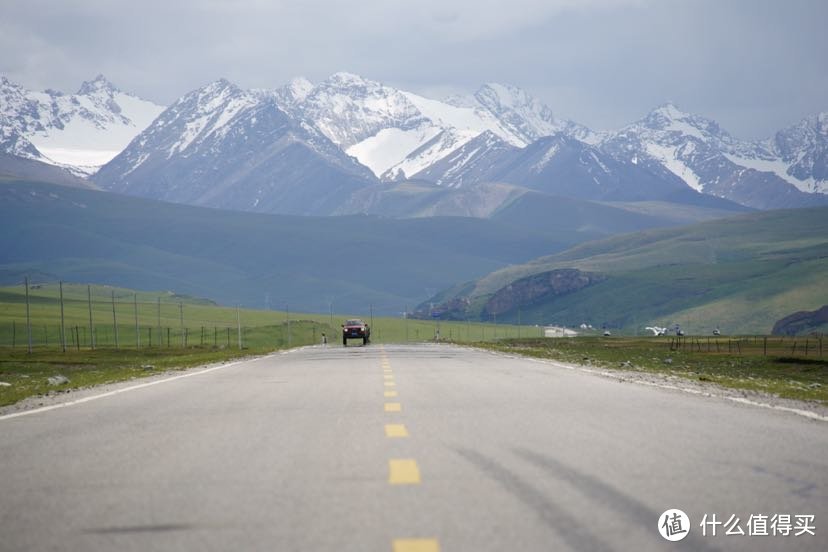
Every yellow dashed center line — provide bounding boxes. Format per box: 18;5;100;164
384;402;401;412
385;424;409;438
384;390;398;398
392;540;440;552
384;381;396;387
388;459;420;484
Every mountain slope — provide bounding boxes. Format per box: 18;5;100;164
0;179;581;314
599;104;828;209
419;207;828;333
93;79;377;215
276;73;591;182
0;75;164;175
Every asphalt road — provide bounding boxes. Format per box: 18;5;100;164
1;344;826;551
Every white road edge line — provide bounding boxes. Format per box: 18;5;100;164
0;349;295;422
466;346;828;423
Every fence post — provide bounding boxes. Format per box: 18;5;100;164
148;327;152;348
133;293;140;349
111;291;119;349
518;307;521;339
763;336;767;356
87;285;95;349
59;281;66;352
25;277;32;354
237;305;242;350
286;303;291;347
157;297;161;347
179;302;184;347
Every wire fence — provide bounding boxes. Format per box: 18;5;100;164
666;335;825;358
0;278;322;352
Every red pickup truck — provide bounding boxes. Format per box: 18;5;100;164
342;319;371;346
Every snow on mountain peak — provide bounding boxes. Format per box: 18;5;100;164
327;72;374;87
472;82;596;144
76;74;120;96
286;77;313;102
0;74;165;174
477;82;533;110
650;102;687;120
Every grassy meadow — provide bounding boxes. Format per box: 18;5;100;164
481;336;827;404
0;282;530;407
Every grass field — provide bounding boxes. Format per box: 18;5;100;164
0;282;530;407
479;336;828;404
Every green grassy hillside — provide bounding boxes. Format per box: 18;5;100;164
0;179;580;315
422;207;828;334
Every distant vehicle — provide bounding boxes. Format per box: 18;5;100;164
342;319;370;346
713;328;721;336
603;330;612;337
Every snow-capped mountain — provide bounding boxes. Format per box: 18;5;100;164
416;131;695;202
762;112;826;194
275;73;589;182
412;131;518;188
8;70;823;215
471;83;597;145
599;103;827;209
93;78;377;215
0;75;164;175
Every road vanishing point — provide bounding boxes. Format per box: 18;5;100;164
1;344;826;551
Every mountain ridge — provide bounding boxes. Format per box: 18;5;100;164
2;73;826;215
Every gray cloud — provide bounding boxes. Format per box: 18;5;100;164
1;0;825;139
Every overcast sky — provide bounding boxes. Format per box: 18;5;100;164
1;0;825;139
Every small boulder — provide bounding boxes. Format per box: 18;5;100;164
663;358;673;365
0;381;11;387
47;375;70;386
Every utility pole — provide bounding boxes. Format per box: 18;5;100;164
405;305;408;343
179;302;184;347
111;291;119;349
25;277;32;354
59;281;66;352
87;285;95;349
